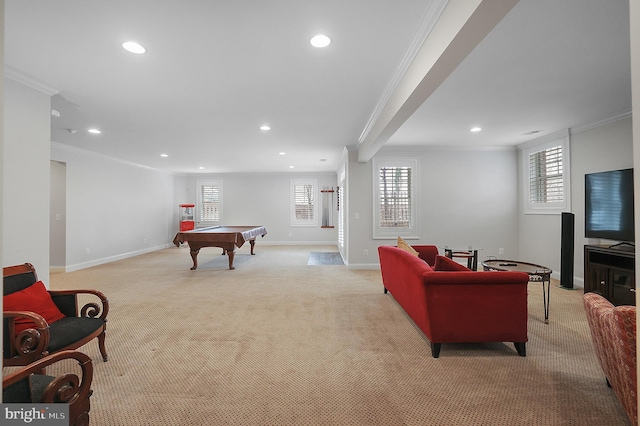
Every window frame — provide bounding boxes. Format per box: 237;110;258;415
372;157;419;239
290;178;319;227
521;131;571;215
196;179;223;227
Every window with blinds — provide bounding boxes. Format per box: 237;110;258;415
290;179;318;226
197;180;222;225
529;145;563;204
379;167;412;228
522;131;570;214
294;184;314;220
373;158;418;238
337;184;344;249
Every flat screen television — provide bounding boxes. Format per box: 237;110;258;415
585;168;635;243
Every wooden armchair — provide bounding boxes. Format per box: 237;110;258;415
3;350;94;426
3;263;109;369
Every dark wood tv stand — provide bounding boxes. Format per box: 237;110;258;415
584;244;635;306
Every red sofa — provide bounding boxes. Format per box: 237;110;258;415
378;245;530;358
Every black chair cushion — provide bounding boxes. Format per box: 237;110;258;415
47;317;104;352
4;311;105;359
3;374;55;403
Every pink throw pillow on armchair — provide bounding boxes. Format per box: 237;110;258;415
3;280;66;334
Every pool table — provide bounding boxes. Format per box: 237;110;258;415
173;225;267;270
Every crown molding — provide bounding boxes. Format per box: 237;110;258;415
570;110;632;135
50;141;172;175
358;0;450;145
4;65;60;96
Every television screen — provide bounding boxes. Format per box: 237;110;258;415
585;168;635;242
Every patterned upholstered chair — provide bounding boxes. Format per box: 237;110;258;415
3;350;94;426
3;263;109;369
583;292;637;425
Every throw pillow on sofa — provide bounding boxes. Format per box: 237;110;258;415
434;255;471;271
397;236;419;257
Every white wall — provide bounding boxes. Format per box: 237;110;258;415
1;0;5;359
174;172;338;244
570;117;634;280
518;117;633;284
345;146;521;269
51;144;176;271
629;0;640;414
50;160;66;269
2;79;51;280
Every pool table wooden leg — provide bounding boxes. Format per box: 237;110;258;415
190;249;200;270
249;239;256;255
227;250;236;270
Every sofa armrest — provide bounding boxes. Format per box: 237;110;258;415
612;305;637;424
424;272;529;344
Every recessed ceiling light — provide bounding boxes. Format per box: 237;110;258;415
470;127;482;132
260;125;271;131
198;166;205;170
122;41;146;54
278;152;286;156
51;109;60;118
522;130;543;135
289;165;295;169
319;158;327;162
310;34;331;48
160;154;169;158
88;128;101;134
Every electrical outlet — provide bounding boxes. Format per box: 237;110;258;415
85;248;90;254
499;248;504;255
363;249;369;256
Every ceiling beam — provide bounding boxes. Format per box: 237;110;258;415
357;0;520;162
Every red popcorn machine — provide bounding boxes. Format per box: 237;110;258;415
179;204;195;231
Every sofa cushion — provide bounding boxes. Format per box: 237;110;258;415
3;281;66;334
397;236;419;256
434;255;471;271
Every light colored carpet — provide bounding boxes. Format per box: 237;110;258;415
30;245;632;424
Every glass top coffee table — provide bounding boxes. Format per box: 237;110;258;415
482;258;552;324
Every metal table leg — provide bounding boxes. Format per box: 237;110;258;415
532;270;551;324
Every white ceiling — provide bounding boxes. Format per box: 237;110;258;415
4;0;631;174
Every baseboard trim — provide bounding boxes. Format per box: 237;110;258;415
346;263;380;270
260;241;339;246
65;244;173;272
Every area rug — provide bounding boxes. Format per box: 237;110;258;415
307;251;345;265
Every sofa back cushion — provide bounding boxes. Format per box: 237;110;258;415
434;255;470;271
412;245;439;266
